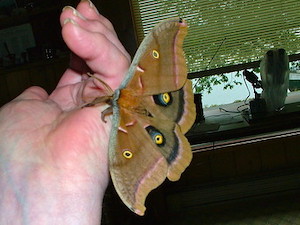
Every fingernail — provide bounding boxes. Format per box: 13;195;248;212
81;0;100;14
63;18;77;25
62;6;86;20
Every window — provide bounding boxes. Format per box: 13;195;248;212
130;0;300;74
130;0;300;144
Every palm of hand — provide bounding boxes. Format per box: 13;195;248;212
0;2;130;221
0;90;110;179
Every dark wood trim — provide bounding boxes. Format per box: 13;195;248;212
166;169;300;211
188;53;300;79
191;127;300;153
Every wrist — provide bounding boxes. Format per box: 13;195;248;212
0;161;108;225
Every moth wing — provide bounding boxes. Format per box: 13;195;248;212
108;17;195;216
143;79;196;134
119;18;188;95
108;108;192;216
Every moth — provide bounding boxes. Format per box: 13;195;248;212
87;18;196;216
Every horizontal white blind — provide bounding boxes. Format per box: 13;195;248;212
131;0;300;73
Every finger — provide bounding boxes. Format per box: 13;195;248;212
55;69;83;88
60;6;87;27
50;75;113;111
55;53;91;89
49;80;86;111
60;5;130;62
60;5;115;38
62;19;129;90
14;86;49;101
50;69;88;109
76;0;116;35
60;7;119;51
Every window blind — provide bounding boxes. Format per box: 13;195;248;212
130;0;300;73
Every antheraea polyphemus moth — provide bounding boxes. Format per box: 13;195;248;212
87;18;196;216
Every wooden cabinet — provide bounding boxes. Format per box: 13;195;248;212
0;57;69;106
101;129;300;225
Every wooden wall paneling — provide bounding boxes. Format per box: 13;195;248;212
0;75;10;106
29;58;68;94
29;66;48;91
43;66;59;93
259;139;288;171
284;136;300;166
234;143;262;176
182;151;212;186
53;58;68;84
0;58;68;107
210;148;237;180
5;70;31;100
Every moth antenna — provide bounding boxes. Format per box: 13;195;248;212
87;72;114;95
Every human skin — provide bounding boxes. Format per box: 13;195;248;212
0;0;130;224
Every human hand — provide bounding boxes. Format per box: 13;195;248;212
0;1;130;224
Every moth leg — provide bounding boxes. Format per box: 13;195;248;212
101;106;113;123
82;96;113;122
83;96;112;107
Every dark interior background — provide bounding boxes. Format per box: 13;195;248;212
1;1;300;224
